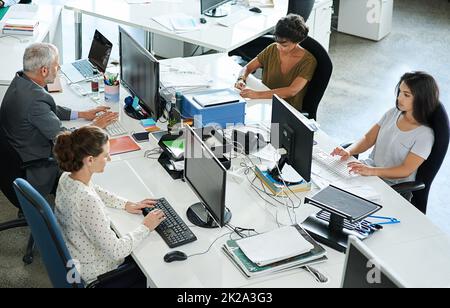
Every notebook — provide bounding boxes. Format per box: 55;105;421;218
109;135;141;156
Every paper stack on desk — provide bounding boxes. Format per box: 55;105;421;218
152;13;200;34
222;224;327;278
2;18;39;36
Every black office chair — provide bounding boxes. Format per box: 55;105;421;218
229;0;315;62
391;103;450;214
343;104;450;214
0;128;38;264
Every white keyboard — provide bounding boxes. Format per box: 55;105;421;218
217;10;253;27
312;147;357;179
105;121;127;137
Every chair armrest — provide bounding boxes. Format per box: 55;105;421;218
86;260;139;288
391;181;426;194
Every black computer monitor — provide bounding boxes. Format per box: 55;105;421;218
270;95;315;183
341;236;406;288
119;26;162;121
184;126;231;228
200;0;231;17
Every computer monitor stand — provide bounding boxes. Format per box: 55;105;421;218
204;7;228;17
302;213;351;253
268;154;303;185
186;203;231;228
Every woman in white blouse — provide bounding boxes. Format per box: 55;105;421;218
54;126;165;287
331;71;440;188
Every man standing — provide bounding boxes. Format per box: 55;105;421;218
0;42;117;195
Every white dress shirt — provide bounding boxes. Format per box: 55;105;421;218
55;172;150;283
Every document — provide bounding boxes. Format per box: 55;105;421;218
152;13;200;33
236;225;314;266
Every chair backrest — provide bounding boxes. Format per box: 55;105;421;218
288;0;315;22
0;128;24;208
300;36;333;120
13;178;84;288
412;103;450;214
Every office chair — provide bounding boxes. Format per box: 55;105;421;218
342;103;450;214
229;0;315;62
391;103;450;214
13;178;146;288
0;128;35;264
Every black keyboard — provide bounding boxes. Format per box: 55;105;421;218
142;198;197;248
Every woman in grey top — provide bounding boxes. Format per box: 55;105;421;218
331;72;440;185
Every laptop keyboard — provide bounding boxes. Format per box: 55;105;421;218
72;60;95;78
142;198;197;248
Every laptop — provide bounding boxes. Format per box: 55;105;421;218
61;30;113;83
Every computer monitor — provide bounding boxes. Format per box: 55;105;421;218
270;95;315;183
341;236;406;288
200;0;232;17
119;26;162;121
184;126;231;228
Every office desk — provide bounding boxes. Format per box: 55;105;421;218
64;0;288;59
58;54;450;288
0;4;62;101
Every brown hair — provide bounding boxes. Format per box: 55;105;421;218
53;126;109;172
274;14;309;44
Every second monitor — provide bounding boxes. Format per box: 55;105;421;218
119;26;163;121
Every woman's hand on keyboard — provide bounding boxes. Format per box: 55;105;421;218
79;106;111;120
125;199;158;214
92;111;119;129
331;147;352;161
347;161;375;176
142;209;166;231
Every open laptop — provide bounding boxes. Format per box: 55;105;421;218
61;30;113;83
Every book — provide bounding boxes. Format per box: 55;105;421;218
223;224;327;278
254;166;311;196
236;225;314;267
109;135;141;156
192;88;242;107
247;0;274;8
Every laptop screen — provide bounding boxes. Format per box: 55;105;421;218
88;30;113;73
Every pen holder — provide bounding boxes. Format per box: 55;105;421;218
104;83;120;102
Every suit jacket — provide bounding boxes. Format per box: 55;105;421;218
0;71;71;195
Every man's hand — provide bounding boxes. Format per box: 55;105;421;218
79;106;111;121
92;111;118;129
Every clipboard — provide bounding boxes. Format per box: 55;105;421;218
109;136;141;156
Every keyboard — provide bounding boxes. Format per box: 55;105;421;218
217;10;253;27
105;121;127;137
312;147;357;179
142;198;197;248
72;60;94;78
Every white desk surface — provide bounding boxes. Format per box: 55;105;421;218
56;53;450;288
64;0;288;52
0;4;62;85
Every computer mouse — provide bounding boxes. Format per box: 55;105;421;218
164;250;188;263
200;17;207;24
249;7;262;13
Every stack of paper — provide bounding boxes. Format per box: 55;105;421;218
237;225;314;266
247;0;274;8
222;224;327;278
3;18;38;36
152;13;200;34
160;58;211;90
140;119;160;132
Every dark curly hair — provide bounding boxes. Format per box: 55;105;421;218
396;71;440;126
274;14;309;44
53;126;109;172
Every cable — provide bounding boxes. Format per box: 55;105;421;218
187;231;233;258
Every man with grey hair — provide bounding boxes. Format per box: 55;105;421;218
0;43;117;195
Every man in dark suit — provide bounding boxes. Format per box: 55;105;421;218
0;42;117;195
